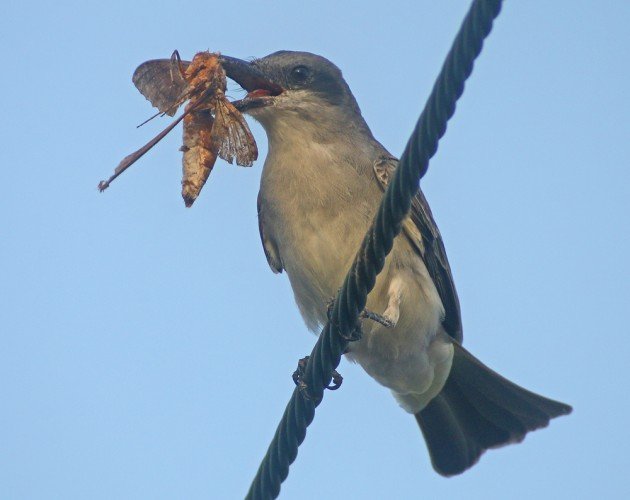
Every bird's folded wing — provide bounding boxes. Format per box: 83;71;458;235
257;190;283;274
373;157;462;341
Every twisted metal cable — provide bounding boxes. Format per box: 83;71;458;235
245;1;503;498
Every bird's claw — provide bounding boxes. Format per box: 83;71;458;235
328;369;343;390
326;293;363;341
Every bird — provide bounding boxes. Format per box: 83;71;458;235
220;50;572;476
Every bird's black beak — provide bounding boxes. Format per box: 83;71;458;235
220;55;283;111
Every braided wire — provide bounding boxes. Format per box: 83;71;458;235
245;1;503;498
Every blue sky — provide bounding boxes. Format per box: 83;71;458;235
2;1;629;498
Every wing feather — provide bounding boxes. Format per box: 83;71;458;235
257;191;283;274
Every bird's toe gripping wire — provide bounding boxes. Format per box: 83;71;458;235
292;356;343;399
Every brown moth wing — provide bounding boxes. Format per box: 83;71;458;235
181;107;217;207
212;96;258;167
132;58;191;116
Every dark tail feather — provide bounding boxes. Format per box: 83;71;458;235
415;343;572;476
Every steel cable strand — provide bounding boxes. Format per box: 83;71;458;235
245;1;502;498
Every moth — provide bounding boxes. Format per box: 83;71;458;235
99;50;258;207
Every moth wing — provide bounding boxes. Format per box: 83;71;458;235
132;58;191;116
213;98;258;166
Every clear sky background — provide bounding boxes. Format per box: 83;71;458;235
2;1;629;498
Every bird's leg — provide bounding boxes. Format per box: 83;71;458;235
359;309;395;328
325;286;396;343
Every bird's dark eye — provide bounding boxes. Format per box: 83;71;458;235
290;65;311;84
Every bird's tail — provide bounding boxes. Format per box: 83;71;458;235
415;342;571;476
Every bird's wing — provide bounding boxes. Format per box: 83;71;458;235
257;190;283;274
373;157;462;341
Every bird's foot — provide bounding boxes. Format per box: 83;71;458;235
292;356;343;400
326;293;362;341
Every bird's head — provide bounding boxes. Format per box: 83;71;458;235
221;51;369;141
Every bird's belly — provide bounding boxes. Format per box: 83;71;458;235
280;212;366;331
